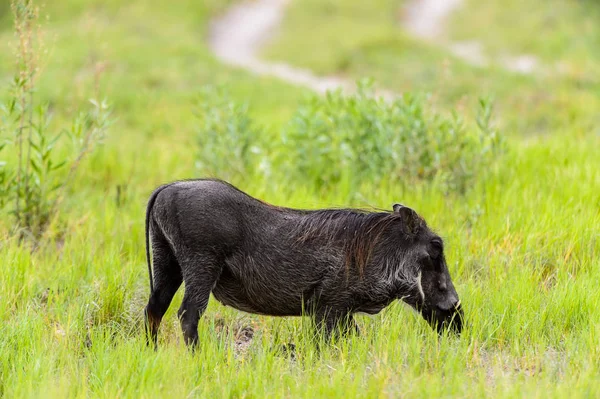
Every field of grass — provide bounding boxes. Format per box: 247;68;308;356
449;0;600;69
1;0;600;398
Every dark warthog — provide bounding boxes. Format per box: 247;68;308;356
144;179;463;348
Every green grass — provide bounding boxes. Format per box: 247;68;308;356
449;0;600;69
2;133;599;397
2;0;600;397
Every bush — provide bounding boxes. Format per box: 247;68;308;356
193;86;267;184
192;81;504;194
280;80;504;193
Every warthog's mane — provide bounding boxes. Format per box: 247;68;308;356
293;208;425;276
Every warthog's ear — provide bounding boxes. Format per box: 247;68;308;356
393;203;420;235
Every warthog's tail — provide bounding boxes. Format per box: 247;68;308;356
145;183;172;294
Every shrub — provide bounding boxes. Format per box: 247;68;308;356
280;80;504;193
193;86;267;184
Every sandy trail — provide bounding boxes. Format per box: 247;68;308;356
403;0;463;40
208;0;360;95
208;0;538;96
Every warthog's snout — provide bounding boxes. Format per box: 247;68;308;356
424;300;463;335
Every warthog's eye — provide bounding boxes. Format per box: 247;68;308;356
430;239;443;259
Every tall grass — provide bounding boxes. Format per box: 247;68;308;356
1;133;599;397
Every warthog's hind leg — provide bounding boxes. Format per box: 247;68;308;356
177;252;223;349
144;230;182;349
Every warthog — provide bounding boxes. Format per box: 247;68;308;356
144;179;463;348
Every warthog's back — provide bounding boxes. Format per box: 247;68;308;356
152;179;279;251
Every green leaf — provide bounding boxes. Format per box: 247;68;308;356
48;132;63;147
30;159;41;175
51;161;66;171
28;140;40;153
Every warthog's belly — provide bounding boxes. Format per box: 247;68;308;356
212;267;306;317
354;299;395;315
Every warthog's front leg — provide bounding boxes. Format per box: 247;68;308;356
314;307;360;342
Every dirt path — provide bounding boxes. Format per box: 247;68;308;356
208;0;538;95
208;0;358;95
208;0;398;98
403;0;463;40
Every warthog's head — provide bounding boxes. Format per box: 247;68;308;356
391;204;463;334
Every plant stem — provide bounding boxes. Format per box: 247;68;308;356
13;1;27;228
24;14;34;232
